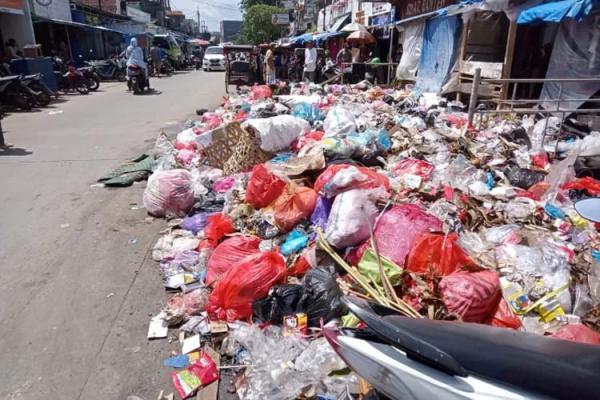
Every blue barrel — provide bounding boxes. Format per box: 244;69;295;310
10;57;58;92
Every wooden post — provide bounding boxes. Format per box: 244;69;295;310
500;20;517;101
456;20;469;102
468;67;481;126
387;24;394;84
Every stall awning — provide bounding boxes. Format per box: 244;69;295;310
288;33;314;45
517;0;598;24
329;14;351;32
33;17;124;34
312;31;346;43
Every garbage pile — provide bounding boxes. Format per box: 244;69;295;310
142;82;600;399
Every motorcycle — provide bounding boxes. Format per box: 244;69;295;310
53;58;89;95
325;296;600;400
193;55;202;70
126;64;149;95
20;73;55;107
160;56;174;76
86;57;126;81
0;75;38;110
78;65;100;91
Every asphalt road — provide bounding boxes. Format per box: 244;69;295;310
0;70;226;400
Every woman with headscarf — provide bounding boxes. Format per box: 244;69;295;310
126;38;148;77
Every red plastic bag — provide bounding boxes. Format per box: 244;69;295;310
406;233;479;276
347;205;442;267
487;298;522;330
250;85;273;100
562;177;600;196
245;164;287;209
440;270;501;323
203;213;234;248
205;236;261;285
314;164;390;198
291;130;324;151
273;185;318;232
171;353;219;399
289;255;311;277
392;158;435;180
207;251;287;321
552;324;600;345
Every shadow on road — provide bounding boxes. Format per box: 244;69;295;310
0;146;33;156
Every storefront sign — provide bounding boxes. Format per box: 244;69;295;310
0;0;23;14
399;0;458;19
272;13;290;24
127;6;151;23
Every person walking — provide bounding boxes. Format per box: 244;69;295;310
336;41;352;67
303;41;317;83
264;45;276;85
150;43;162;77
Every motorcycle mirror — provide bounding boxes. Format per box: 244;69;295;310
574;198;600;223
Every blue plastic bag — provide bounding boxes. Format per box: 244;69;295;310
310;196;333;231
293;103;325;123
281;229;309;256
180;212;213;234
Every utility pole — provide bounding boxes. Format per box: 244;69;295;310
197;7;201;35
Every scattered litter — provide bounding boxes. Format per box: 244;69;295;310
48;110;63;115
60;223;70;229
147;312;168;339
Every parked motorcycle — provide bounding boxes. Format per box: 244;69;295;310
126;64;149;95
0;75;38;110
53;57;88;95
20;73;55;107
86;57;126;81
78;65;100;91
193;55;202;70
325;296;600;400
160;56;174;76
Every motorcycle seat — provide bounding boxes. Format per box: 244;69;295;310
381;315;600;399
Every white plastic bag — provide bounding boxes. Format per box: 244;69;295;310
323;106;357;137
324;188;386;248
143;169;195;218
245;115;310;153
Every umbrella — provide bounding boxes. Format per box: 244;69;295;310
346;30;376;44
341;22;368;32
189;39;209;46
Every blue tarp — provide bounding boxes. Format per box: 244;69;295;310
517;0;599;23
416;15;462;93
288;33;314;45
313;31;346;44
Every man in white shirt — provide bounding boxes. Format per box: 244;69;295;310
303;41;317;82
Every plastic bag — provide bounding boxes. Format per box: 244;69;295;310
208;251;287;321
205;235;261;285
310;196;333;232
359;249;403;286
211;175;236;193
562;177;600;196
292;102;325;123
252;284;305;323
348;204;442;266
323;106;357;137
203;213;234;247
440;269;501;323
324;188;384;249
406;233;479;276
303;265;347;326
250;85;273;100
180;212;212;235
487;298;522;330
143;169;195;218
392;158;435;180
171;353;219;399
245;164;287;209
163;288;210;325
314;164;390;198
245;115;310;153
280;229;309;256
177;149;197;166
552;324;600;345
153;132;176;171
483;224;522;245
273;185;318;232
505;167;546;189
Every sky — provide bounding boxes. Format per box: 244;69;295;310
169;0;243;31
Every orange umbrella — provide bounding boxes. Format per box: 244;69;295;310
347;30;376;44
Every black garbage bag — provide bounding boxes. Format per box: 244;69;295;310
501;127;531;148
253;284;304;323
505;166;546;189
302;265;347;327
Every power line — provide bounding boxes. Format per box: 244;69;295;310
189;0;241;11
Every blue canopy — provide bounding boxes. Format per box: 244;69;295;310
312;31;346;44
517;0;599;24
288;33;314;45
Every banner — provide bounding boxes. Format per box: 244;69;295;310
0;0;23;14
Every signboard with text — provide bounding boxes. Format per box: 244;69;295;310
399;0;458;19
272;13;290;24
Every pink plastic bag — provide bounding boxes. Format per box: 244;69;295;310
143;169;195;218
552;324;600;345
314;164;390;198
250;85;273;100
347;205;442;266
211;176;236;193
440;269;501;323
392;158;435;180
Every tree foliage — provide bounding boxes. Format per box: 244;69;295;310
240;0;276;12
241;5;287;44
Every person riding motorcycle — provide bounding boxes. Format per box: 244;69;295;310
125;38;149;87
